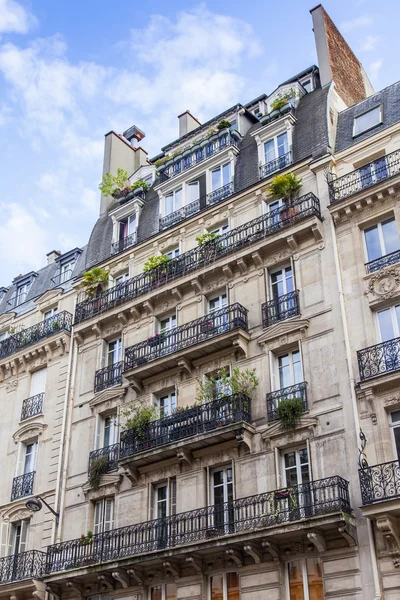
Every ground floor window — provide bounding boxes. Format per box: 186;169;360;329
210;572;240;599
150;584;176;599
288;557;323;599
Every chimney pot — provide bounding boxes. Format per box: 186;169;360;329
46;250;61;265
178;111;201;137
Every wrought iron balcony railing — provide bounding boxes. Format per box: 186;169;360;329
357;337;400;381
94;361;125;393
359;460;400;505
266;382;308;422
124;303;248;371
259;151;292;180
111;232;137;256
206;181;234;206
262;290;300;328
11;471;35;502
88;444;120;475
44;475;350;574
328;149;400;203
159;133;238;183
120;393;251;459
7;291;28;308
0;550;45;584
0;311;73;361
21;393;44;421
75;192;320;324
365;249;400;274
51;269;73;287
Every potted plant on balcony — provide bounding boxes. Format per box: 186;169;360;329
99;168;131;199
200;320;215;334
147;332;165;348
143;255;172;285
82;267;110;299
132;180;150;197
89;455;109;490
276;397;304;429
216;119;232;131
122;401;159;449
265;173;302;220
79;530;94;546
196;232;221;261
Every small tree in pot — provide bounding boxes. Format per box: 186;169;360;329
99;168;131;198
265;173;302;219
82;267;110;298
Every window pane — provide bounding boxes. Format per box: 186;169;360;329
175;188;183;209
394;427;400;461
227;572;240;600
307;558;323;600
264;139;275;163
166;584;177;600
188;182;199;203
364;226;382;261
354;106;381;135
210;575;224;600
277;132;288;156
378;309;395;341
212;168;221;191
382;219;400;255
222;163;231;186
150;587;162;600
165;194;173;215
288;561;305;600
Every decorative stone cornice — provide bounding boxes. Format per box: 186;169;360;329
82;473;123;500
35;289;62;310
13;421;47;444
257;319;310;346
89;381;129;411
376;514;400;568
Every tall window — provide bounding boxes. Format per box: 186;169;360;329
10;521;29;555
103;415;117;447
59;260;75;283
211;467;233;532
16;282;30;306
187;181;200;204
158;313;177;333
270;267;294;301
275;349;303;390
210;572;240;600
156;392;176;417
119;213;136;241
283;448;310;488
264;132;289;165
165;247;180;259
376;305;400;342
24;443;38;474
390;411;400;460
93;498;114;535
152;479;176;548
165;189;182;215
288;557;323;600
211;163;231;191
364;218;400;263
150;584;177;600
107;339;122;367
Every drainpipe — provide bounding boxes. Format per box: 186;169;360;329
329;217;382;600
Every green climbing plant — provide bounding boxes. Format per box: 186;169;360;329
276;397;304;429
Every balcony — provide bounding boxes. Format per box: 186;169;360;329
0;550;45;585
94;361;125;393
75;192;321;324
266;382;308;422
44;476;350;574
328;149;400;203
158;131;239;184
359;460;400;505
119;393;251;465
124;303;248;376
0;311;73;361
111;232;137;256
259;151;292;180
365;249;400;274
159;183;235;232
11;472;35;502
88;444;119;474
262;290;300;328
357;337;400;381
21;393;44;421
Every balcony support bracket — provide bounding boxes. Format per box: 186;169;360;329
191;278;202;296
311;222;323;243
376;515;400;567
262;540;279;561
244;544;262;564
46;584;61;600
222;264;234;280
172;287;183;303
177;448;193;468
112;569;130;588
236;427;253;453
287;235;299;253
226;549;243;567
98;575;115;592
66;581;83;598
177;357;193;377
123;465;140;486
307;531;326;553
130;377;143;395
186;556;202;573
32;582;46;600
127;569;143;585
130;306;141;321
251;251;263;269
92;323;102;338
163;561;180;578
338;517;357;548
117;312;128;326
236;257;247;276
143;300;154;317
233;337;249;360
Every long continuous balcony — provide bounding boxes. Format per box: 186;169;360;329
262;290;300;328
158;131;239;184
88;444;119;474
328;148;400;203
44;475;350;574
94;361;125;392
357;337;400;381
124;303;248;372
0;311;73;361
359;460;400;505
120;393;251;460
11;471;35;502
75;192;321;324
111;232;137;256
365;249;400;274
159;182;234;231
259;151;292;180
21;393;44;421
0;550;45;585
266;382;308;422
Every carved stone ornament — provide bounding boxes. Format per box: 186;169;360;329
376;515;400;568
2;502;33;523
366;267;400;301
13;422;47;444
6;379;18;392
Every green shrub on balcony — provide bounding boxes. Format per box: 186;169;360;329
89;456;109;490
122;401;160;440
196;232;220;246
82;267;109;298
196;367;259;404
266;173;302;203
154;155;172;168
276;397;304;429
143;255;171;272
270;88;298;112
216;119;232;130
99;168;130;198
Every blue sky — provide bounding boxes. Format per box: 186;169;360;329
0;0;398;287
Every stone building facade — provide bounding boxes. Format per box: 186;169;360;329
0;4;399;600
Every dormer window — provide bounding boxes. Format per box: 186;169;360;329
16;281;30;306
353;105;382;137
301;78;312;93
116;213;137;252
59;259;75;284
165;189;183;216
261;132;291;178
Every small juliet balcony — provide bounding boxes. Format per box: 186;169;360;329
0;550;45;585
11;472;35;502
123;303;249;379
359;460;400;506
119;393;252;467
328;148;400;203
111;232;137;256
365;249;400;274
262;290;300;328
44;475;351;575
88;444;119;475
357;337;400;381
21;393;44;421
50;270;73;287
259;150;292;180
94;361;125;393
266;381;308;422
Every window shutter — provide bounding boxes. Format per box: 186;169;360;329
19;520;29;553
94;501;103;535
169;478;176;516
100;340;108;370
104;499;114;531
95;415;102;450
269;351;277;391
16;443;25;476
29;368;47;396
0;521;9;557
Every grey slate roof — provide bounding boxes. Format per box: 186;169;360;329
335;81;400;153
292;85;330;160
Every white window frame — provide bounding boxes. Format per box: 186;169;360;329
390;411;400;461
59;260;75;283
107;338;122;367
273;347;303;391
149;583;177;600
281;446;310;487
269;265;294;300
165;246;180;260
43;307;58;320
113;272;129;286
376;305;400;342
285;557;323;600
16;282;30;306
263;131;289;164
17;440;38;476
210;466;234;507
158;312;177;333
93;498;114;535
186;180;200;205
300;78;312;93
363;217;399;263
153;482;169;520
163;188;183;217
155;391;177;417
353;105;382;137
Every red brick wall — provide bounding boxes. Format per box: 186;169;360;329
322;7;367;106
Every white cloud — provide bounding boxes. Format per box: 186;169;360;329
368;59;382;85
360;35;379;51
0;0;36;34
340;15;373;33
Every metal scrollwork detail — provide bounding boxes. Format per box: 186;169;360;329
358;429;369;470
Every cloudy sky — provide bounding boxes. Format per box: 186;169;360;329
0;0;397;286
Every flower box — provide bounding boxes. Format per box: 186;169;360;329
275;489;291;500
201;322;215;334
